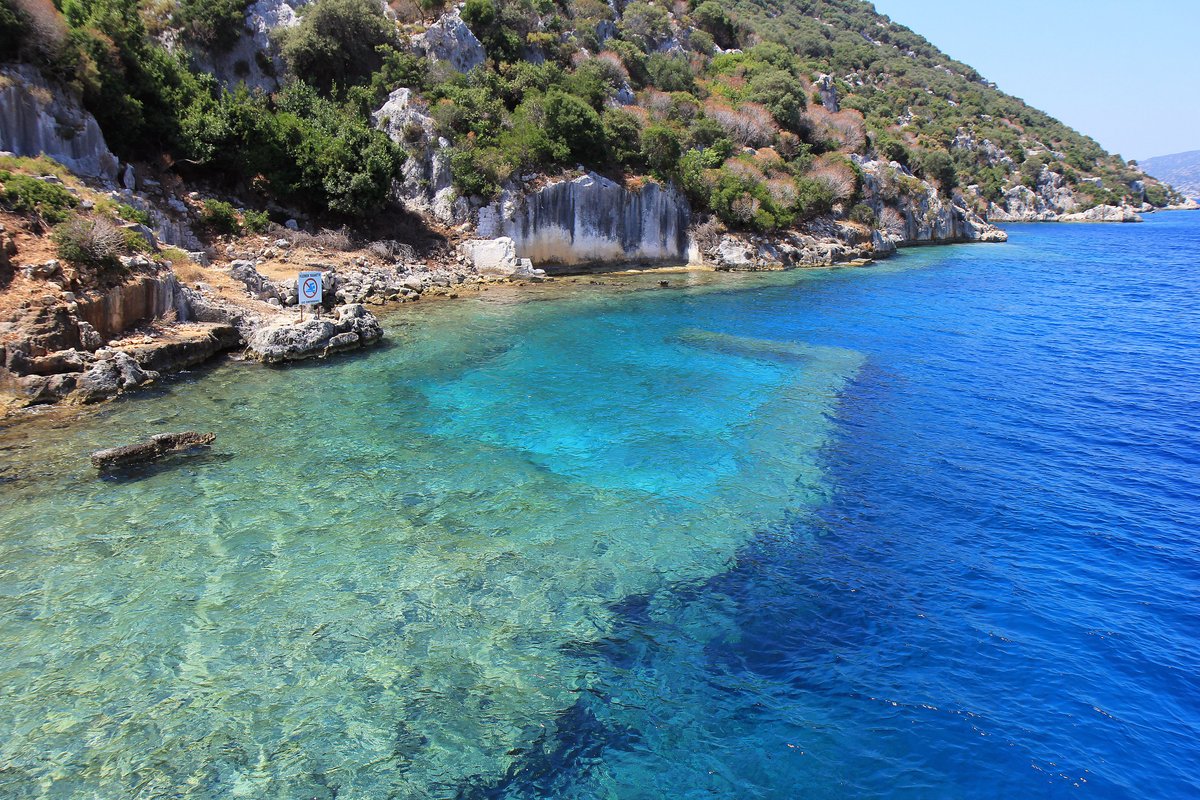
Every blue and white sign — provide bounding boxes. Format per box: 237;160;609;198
298;271;323;305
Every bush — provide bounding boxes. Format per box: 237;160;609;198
0;172;78;223
52;217;129;271
183;83;404;217
849;203;875;226
243;209;271;232
199;199;242;235
278;0;400;94
641;124;682;178
542;89;605;165
115;203;152;226
917;149;957;192
175;0;251;51
646;54;694;93
602;108;642;167
619;2;669;52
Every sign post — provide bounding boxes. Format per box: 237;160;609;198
298;271;323;320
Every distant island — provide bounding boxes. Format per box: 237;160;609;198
1140;150;1200;202
0;0;1194;414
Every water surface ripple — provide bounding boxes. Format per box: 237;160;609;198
1;213;1198;798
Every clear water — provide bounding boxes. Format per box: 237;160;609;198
2;213;1198;799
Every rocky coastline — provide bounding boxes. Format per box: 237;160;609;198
1;42;1191;425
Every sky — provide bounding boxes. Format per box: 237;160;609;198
867;0;1200;160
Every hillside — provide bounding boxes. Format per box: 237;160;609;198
0;0;1190;412
1140;150;1200;201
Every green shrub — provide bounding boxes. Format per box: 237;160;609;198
640;124;682;179
199;200;242;235
243;209;271;233
619;2;669;52
916;149;957;192
542;89;605;165
645;54;694;93
182;83;404;217
0;173;77;223
849;203;875;226
175;0;251;51
602;108;643;167
115;203;152;226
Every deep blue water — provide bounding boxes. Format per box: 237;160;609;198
1;212;1198;798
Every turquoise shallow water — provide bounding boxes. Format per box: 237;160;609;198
2;213;1199;798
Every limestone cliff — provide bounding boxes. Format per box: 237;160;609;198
854;156;1006;245
476;174;692;267
0;65;119;183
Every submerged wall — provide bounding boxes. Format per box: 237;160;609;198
479;173;692;266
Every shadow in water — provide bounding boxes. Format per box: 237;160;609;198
97;447;234;483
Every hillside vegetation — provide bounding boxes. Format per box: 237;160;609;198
0;0;1182;230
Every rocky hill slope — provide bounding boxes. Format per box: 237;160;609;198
0;0;1190;414
1141;150;1200;202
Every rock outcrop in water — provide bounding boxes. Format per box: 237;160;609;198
90;431;215;470
244;303;383;363
0;65;119;182
476;173;692;267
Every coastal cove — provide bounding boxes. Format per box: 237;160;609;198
1;213;1199;798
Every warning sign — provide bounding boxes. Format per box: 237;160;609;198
298;271;323;305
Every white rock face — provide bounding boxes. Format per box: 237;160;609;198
1058;204;1143;223
196;0;312;90
853;156;1006;245
461;237;518;275
987;167;1080;222
0;65;119;182
413;9;486;73
372;88;467;225
813;74;839;112
480;173;692;266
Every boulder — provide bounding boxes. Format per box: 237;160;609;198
245;304;383;363
813;73;839;112
414;9;486;73
71;351;158;404
715;236;755;268
460;237;519;275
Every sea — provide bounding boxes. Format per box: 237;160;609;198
1;211;1197;799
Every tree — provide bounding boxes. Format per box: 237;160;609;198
640;124;681;178
542;89;605;165
278;0;399;95
602;108;642;168
175;0;251;51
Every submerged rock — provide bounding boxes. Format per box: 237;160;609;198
91;431;215;470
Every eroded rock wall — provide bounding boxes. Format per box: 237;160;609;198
75;273;184;341
478;173;692;267
0;64;119;182
853;156;1007;245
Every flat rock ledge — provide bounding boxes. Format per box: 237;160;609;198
91;431;215;470
244;303;384;364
